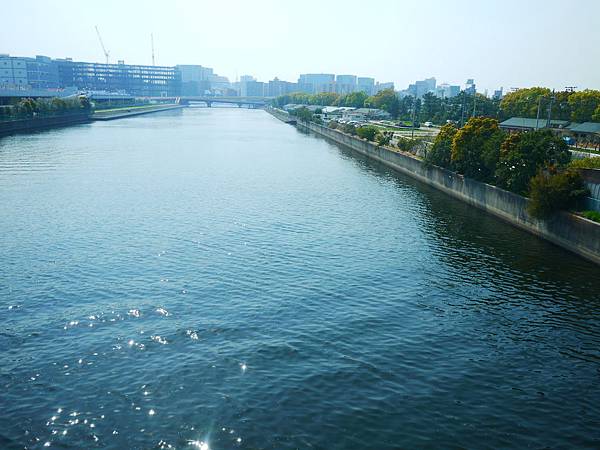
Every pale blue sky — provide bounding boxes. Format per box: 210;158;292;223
2;0;599;92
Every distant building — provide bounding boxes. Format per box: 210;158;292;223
242;80;265;97
357;77;375;95
298;73;335;94
267;77;297;97
493;87;504;99
177;64;213;95
0;54;59;89
374;81;394;93
465;78;476;95
56;59;180;97
208;74;230;94
405;77;436;98
335;74;357;94
435;83;460;99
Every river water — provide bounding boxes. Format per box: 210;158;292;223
1;107;599;449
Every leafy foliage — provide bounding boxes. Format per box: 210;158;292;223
569;157;600;169
376;131;393;146
365;89;399;117
425;123;457;168
1;96;93;121
528;169;588;219
568;90;600;123
495;130;570;195
337;91;368;108
500;87;552;119
451;117;505;182
356;125;379;141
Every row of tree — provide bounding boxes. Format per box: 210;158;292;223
425;118;587;217
0;97;92;120
273;87;600;125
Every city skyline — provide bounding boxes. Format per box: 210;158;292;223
2;0;599;94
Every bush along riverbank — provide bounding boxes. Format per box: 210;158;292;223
268;107;600;265
0;97;93;136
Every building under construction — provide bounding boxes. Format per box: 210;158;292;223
55;59;181;97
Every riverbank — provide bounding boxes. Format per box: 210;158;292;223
0;113;91;137
92;104;185;121
267;107;600;265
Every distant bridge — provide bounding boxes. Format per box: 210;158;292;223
148;96;273;108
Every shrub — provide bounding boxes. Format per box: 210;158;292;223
328;121;338;130
569;157;600;169
425;123;457;168
342;123;356;135
375;131;392;146
528;169;589;219
356;125;379;141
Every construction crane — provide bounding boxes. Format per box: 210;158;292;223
151;33;155;66
94;26;110;64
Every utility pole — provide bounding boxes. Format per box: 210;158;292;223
535;96;542;130
151;33;155;66
546;89;555;128
460;91;466;126
472;93;477;117
411;97;417;139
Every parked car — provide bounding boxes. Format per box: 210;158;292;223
424;121;433;127
563;136;576;146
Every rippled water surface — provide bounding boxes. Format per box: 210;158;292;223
1;108;600;449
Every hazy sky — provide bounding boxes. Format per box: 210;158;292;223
2;0;599;92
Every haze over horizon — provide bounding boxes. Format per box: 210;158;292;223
2;0;599;93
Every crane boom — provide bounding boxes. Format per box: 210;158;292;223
151;33;155;66
94;25;110;64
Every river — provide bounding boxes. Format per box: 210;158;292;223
1;107;599;449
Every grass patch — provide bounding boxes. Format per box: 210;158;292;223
581;210;600;222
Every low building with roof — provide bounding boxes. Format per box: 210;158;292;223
569;122;600;149
499;117;570;131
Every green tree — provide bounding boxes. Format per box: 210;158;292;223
495;130;570;195
311;92;339;106
419;93;442;123
291;106;313;122
356;125;379;141
593;105;600;122
425;123;457;168
500;87;551;119
568;90;600;123
451;117;504;182
528;169;588;218
338;91;368;108
365;89;400;117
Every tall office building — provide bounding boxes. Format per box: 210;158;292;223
177;65;213;95
335;74;357;94
357;77;375;95
298;74;335;94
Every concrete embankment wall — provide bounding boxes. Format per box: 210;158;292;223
92;105;184;121
0;114;91;136
267;108;600;265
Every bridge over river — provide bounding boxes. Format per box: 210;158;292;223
149;95;272;108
